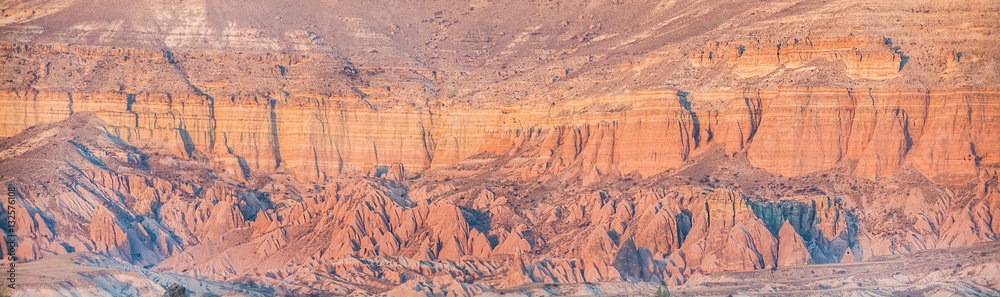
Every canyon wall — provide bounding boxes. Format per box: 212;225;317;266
1;0;999;295
3;87;996;184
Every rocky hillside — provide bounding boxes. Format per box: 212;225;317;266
1;0;998;296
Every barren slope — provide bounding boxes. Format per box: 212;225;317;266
1;0;999;296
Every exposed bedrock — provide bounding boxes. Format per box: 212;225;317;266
2;0;999;295
3;100;999;295
2;87;997;185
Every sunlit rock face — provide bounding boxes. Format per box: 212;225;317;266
3;87;996;184
1;0;999;296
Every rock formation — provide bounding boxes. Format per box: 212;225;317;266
777;220;810;267
1;0;998;296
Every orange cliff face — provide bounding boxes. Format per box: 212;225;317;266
743;88;1000;183
692;36;904;79
3;87;997;184
1;0;999;295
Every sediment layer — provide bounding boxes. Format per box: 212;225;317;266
3;87;996;184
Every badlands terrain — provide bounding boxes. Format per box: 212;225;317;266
1;0;999;296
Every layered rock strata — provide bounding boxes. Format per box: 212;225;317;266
1;0;998;295
3;87;997;184
3;112;998;295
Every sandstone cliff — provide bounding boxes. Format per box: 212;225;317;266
4;111;998;295
3;87;996;184
1;0;999;296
